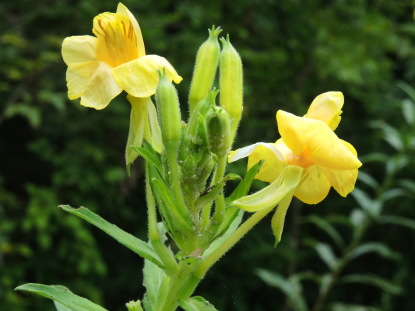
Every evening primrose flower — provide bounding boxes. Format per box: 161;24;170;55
61;3;182;109
229;92;362;205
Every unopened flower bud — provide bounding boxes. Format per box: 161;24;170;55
188;26;222;114
219;35;243;140
155;69;182;152
187;89;219;145
207;107;232;157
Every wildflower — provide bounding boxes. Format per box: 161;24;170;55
62;3;182;109
229;92;362;204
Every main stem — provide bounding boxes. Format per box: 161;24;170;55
194;205;275;279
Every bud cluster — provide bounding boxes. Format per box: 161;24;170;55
147;26;243;255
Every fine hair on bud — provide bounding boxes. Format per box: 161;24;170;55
188;25;222;115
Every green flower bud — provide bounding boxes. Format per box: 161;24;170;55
188;25;222;115
207;107;232;158
219;35;243;140
155;69;182;153
126;300;143;311
187;88;219;146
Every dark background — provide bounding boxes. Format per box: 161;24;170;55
1;0;415;310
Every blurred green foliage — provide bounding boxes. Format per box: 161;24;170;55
1;0;415;310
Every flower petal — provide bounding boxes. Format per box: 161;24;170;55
112;55;183;97
62;36;97;65
66;61;101;99
80;62;123;109
228;142;283;162
277;110;361;170
295;165;331;204
304;92;344;130
247;143;285;183
325;168;358;197
116;3;146;57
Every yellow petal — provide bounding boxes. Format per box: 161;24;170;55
304;92;344;130
247;143;285;183
66;61;101;99
277;111;361;170
80;62;123;109
116;3;146;57
294;166;331;204
112;55;182;97
62;36;97;65
325;167;358;197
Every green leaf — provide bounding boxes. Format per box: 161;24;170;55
54;301;72;311
310;242;338;271
225;160;263;203
131;143;163;174
15;283;108;311
348;242;400;261
142;259;167;311
59;205;164;268
52;286;75;311
204;209;244;257
402;98;415;125
256;269;308;311
397;80;415;105
377;215;415;230
357;171;379;190
305;215;345;248
351;188;381;217
150;178;192;232
339;274;402;295
329;303;382;311
271;193;294;246
231;165;303;212
126;300;144;311
178;296;218;311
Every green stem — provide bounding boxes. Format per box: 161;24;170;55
201;155;228;230
146;164;178;275
157;260;202;311
166;150;189;220
213;155;227;224
194;205;275;279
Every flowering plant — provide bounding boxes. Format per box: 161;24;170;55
15;3;361;311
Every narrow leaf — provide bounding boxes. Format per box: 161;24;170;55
378;215;415;230
131;144;163;174
179;296;218;311
311;242;338;271
59;205;164;268
256;269;308;311
226;160;263;203
142;259;167;311
329;303;382;311
305;215;345;248
15;283;108;311
351;188;381;217
348;243;400;261
151;178;192;232
204;209;244;257
339;274;402;295
357;171;379;190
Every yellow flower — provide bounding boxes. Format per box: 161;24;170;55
229;92;362;205
61;3;182;109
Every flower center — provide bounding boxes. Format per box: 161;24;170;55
284;148;314;168
93;13;139;67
